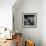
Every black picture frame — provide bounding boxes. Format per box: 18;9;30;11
22;13;37;28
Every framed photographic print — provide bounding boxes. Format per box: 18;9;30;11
22;13;37;28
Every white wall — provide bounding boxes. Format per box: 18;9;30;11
0;0;16;30
41;0;46;46
13;0;41;46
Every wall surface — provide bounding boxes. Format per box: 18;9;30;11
41;0;46;46
13;0;41;46
0;0;16;29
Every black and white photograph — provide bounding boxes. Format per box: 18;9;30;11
22;13;37;28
